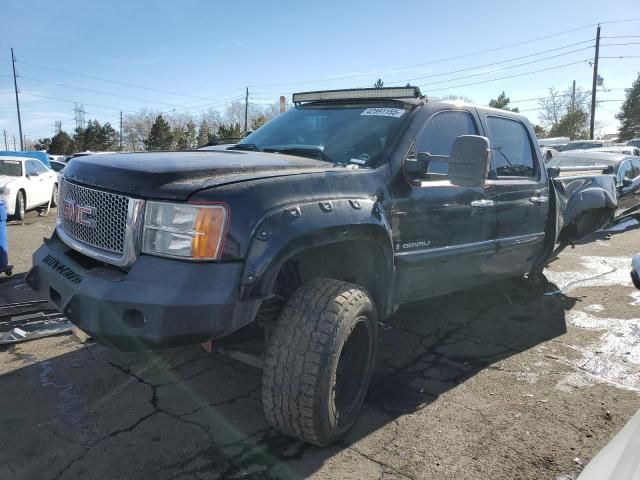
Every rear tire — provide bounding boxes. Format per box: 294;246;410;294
262;278;377;446
14;191;25;221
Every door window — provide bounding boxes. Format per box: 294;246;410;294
486;116;536;178
414;110;477;179
632;159;640;176
25;161;39;176
32;160;49;174
618;160;634;182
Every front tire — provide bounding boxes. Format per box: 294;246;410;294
14;191;25;221
50;183;58;207
262;279;377;446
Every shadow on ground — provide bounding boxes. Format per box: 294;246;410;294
0;277;573;480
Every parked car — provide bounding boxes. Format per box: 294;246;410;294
632;254;640;289
594;146;640;156
627;138;640;148
49;160;66;173
26;87;617;446
0;156;58;220
564;140;613;151
548;151;640;220
0;150;51;169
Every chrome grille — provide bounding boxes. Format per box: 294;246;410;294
58;179;129;254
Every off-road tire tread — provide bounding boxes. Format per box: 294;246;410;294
262;278;374;446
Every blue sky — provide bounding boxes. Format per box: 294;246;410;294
1;0;639;143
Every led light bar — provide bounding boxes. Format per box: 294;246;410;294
292;87;422;104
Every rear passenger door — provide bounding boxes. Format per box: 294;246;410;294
481;115;549;277
617;159;640;214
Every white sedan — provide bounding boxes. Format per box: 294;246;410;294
0;156;58;220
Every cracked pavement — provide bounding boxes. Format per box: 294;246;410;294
1;211;639;479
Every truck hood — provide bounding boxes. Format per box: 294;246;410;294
61;151;336;201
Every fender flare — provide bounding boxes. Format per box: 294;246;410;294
240;198;395;316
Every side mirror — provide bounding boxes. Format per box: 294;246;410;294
622;178;633;187
448;135;491;187
403;152;430;185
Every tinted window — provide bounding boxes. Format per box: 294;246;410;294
0;159;22;176
633;159;640;177
628;139;640;148
416;111;477;155
487;116;535;177
415;111;477;180
50;161;65;172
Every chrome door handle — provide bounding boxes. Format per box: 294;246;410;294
529;196;548;205
470;199;495;209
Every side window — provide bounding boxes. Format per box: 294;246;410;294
33;161;48;173
25;161;38;176
618;161;633;181
414;111;477;180
486;116;536;178
633;159;640;177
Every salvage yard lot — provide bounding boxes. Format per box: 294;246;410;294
1;210;639;480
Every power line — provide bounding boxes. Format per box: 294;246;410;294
20;91;134;113
250;20;640;89
18;75;181;107
422;59;591;93
392;46;595;87
16;59;213;100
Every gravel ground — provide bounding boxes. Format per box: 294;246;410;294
0;210;639;480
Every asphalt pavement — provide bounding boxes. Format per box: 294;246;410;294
1;209;639;480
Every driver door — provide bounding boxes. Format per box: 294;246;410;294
391;109;496;304
25;160;47;206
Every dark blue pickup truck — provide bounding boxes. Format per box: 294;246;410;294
27;87;617;445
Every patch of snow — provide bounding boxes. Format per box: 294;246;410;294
545;255;632;292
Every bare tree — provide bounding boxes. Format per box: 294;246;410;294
537;86;591;128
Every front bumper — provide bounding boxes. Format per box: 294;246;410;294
26;233;260;351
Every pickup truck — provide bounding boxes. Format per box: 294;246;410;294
26;87;617;446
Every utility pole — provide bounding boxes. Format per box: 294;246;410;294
570;80;576;113
12;135;17;150
244;87;249;135
3;130;7;150
119;111;123;150
589;25;601;140
11;48;24;151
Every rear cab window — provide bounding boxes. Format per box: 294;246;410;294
486;116;537;179
414;110;478;181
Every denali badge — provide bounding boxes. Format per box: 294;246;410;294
62;199;97;228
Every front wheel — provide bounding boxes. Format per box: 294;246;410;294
14;191;25;221
50;183;58;207
262;279;377;446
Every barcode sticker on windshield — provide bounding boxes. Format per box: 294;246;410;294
360;108;405;118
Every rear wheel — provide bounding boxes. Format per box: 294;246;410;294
14;191;25;221
262;278;377;446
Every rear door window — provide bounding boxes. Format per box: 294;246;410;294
618;160;633;181
486;116;536;178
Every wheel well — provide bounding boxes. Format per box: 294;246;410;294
17;189;26;203
273;240;392;317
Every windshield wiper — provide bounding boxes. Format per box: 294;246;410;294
262;146;333;163
228;143;259;151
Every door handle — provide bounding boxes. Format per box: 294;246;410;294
529;196;548;205
470;199;495;209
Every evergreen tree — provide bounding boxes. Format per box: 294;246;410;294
373;78;384;89
489;91;519;112
533;125;547;138
250;115;268;130
549;110;589;140
144;115;173;150
33;138;52;151
197;119;212;147
49;131;75;155
174;121;197;150
617;73;640;141
217;123;243;142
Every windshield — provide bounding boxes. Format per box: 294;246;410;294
628;139;640;148
564;142;603;150
0;159;22;177
50;162;65;172
238;103;411;166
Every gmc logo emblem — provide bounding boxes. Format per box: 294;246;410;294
62;199;97;228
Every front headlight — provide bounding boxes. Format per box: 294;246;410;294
142;201;229;260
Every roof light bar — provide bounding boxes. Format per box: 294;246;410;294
292;87;422;104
